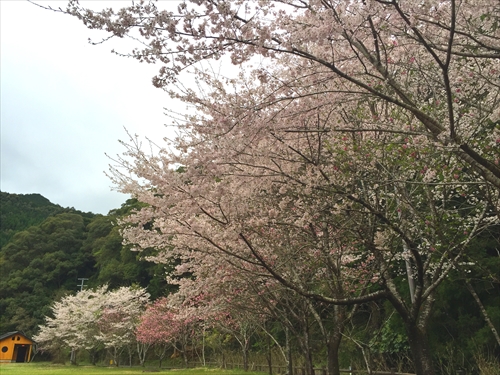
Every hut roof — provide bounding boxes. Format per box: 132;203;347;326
0;331;33;342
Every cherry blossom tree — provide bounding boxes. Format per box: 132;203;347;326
105;71;496;372
34;286;108;365
56;0;500;189
136;297;175;367
35;285;149;366
139;199;371;375
111;79;497;375
95;286;149;366
202;291;262;371
160;276;262;370
46;1;500;374
137;296;205;367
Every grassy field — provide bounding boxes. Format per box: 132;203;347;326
0;363;265;375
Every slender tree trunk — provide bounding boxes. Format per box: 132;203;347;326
182;349;188;368
70;348;76;365
88;349;96;366
303;345;314;375
266;333;273;375
285;327;293;375
125;344;133;367
301;325;314;375
137;342;148;367
242;343;249;371
201;327;206;366
360;345;373;375
466;279;500;346
110;347;119;366
157;343;168;368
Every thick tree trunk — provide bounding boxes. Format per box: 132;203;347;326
326;304;346;375
384;264;436;375
405;323;435;375
326;332;342;375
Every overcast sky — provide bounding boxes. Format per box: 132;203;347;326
1;1;184;214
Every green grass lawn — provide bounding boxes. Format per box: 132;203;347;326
0;363;265;375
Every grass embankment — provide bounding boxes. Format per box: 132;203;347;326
0;363;264;375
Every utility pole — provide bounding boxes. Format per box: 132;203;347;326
77;278;89;292
71;277;89;365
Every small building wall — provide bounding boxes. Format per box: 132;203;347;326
0;332;34;363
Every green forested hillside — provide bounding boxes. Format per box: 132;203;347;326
0;192;67;248
0;193;166;336
0;212;95;334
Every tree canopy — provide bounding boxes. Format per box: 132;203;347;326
3;1;499;372
0;192;67;248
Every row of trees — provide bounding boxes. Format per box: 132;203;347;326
34;285;271;369
3;194;494;371
38;1;500;374
34;267;498;373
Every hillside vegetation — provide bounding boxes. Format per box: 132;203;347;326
0;192;67;248
0;192;166;336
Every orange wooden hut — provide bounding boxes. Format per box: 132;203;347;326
0;331;34;363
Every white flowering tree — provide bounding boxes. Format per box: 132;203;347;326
34;286;108;364
34;285;149;365
95;286;150;366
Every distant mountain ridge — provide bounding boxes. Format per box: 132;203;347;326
0;192;66;248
